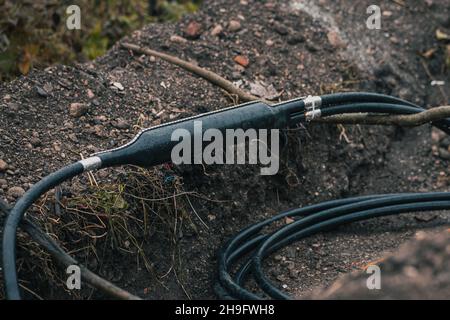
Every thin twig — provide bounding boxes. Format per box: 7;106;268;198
54;186;62;216
121;42;265;103
0;200;141;300
316;106;450;126
23;218;142;300
19;283;44;300
186;195;209;230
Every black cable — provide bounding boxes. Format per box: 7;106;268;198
290;102;450;134
215;194;450;299
2;163;84;299
253;197;450;299
320;92;421;108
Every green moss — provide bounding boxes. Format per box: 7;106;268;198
160;1;200;21
0;0;201;81
82;22;109;60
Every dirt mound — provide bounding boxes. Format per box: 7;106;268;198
1;0;449;299
310;231;450;299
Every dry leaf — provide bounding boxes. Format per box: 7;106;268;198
249;80;282;100
285;217;294;224
436;29;450;41
420;48;437;59
17;44;39;75
18;50;32;75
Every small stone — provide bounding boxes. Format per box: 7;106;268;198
432;144;439;156
432;128;446;144
327;31;345;48
438;147;450;160
0;159;7;172
35;86;48;97
112;82;124;91
93;125;105;137
265;39;274;46
112;118;129;129
306;41;319;52
228;20;241;32
0;179;7;187
94;115;108;122
87;89;95;99
185;21;203;39
68;133;78;143
53;142;61;152
414;213;437;222
234;55;250;67
273;23;288;36
287;34;305;45
30;137;42;147
7;186;25;198
211;24;223;36
390;36;399;44
170;35;188;44
69;103;88;118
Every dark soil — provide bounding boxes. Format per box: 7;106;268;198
309;231;450;299
0;0;449;299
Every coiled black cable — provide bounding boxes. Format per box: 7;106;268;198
215;193;450;299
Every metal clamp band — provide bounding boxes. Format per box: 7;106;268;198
304;95;322;121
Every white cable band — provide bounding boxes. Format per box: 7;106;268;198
305;109;322;120
79;156;102;172
304;95;322;121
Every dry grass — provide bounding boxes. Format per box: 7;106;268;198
1;165;204;299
